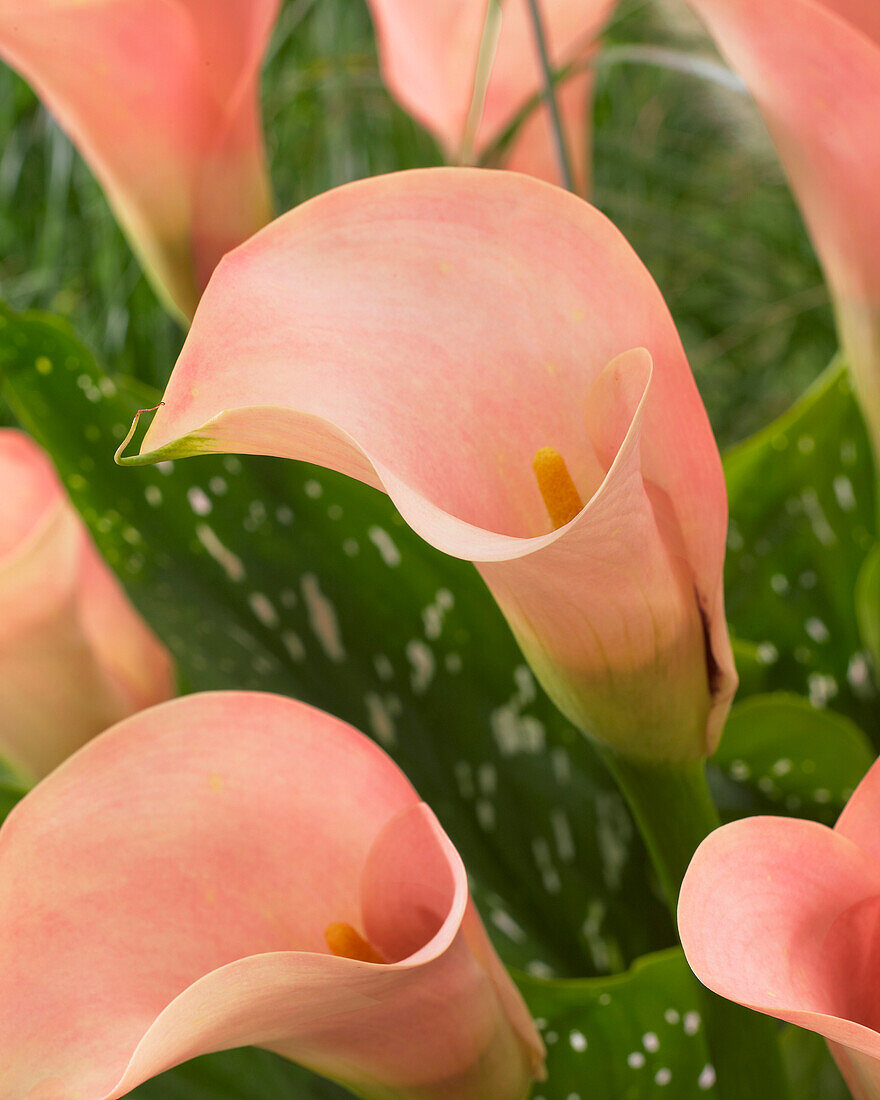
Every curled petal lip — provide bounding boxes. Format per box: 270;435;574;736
122;348;653;565
124;169;723;572
98;807;470;1099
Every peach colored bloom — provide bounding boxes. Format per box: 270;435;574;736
0;691;544;1099
366;0;615;190
0;0;279;319
687;0;880;460
679;756;880;1100
0;429;173;781
123;169;735;762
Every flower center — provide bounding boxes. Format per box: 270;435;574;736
532;447;584;529
324;921;386;963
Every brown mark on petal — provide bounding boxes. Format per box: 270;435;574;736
697;593;722;699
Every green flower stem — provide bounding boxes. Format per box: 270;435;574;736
598;749;789;1100
524;0;576;193
460;0;502;165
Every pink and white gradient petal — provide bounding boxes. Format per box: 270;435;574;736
0;691;543;1099
0;430;174;780
679;758;880;1098
0;0;279;318
127;169;734;761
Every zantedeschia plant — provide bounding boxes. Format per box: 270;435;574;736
687;0;880;464
4;0;879;1091
0;691;544;1099
0;429;173;782
120;168;735;764
366;0;615;190
0;0;279;320
679;755;880;1100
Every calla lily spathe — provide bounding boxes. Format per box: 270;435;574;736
686;0;880;463
0;0;279;320
679;756;880;1100
366;0;615;190
121;169;736;762
0;691;544;1099
0;429;173;782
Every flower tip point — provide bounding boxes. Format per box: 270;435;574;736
113;403;164;466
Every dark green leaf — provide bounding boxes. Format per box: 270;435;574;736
856;542;880;671
132;1050;351;1100
0;758;28;825
780;1026;849;1100
724;361;878;735
519;949;717;1099
712;693;873;824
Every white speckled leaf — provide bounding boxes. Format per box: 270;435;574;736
519;949;719;1099
0;303;670;980
711;693;874;824
134;950;721;1099
724;360;878;734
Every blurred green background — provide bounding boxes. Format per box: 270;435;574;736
0;0;836;447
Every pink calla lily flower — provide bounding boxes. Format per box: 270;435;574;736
120;169;736;762
679;756;880;1099
366;0;615;190
0;690;545;1099
686;0;880;460
0;0;279;320
0;429;174;781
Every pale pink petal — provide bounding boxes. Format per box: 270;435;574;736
679;816;880;1069
0;426;63;556
687;0;880;451
500;68;593;193
831;1044;880;1100
368;0;489;155
368;0;613;187
478;348;715;757
0;692;543;1098
76;543;177;717
0;0;278;318
836;757;880;866
472;0;610;158
125;169;734;760
0;430;174;779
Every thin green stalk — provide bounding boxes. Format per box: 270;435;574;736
598;750;789;1100
460;0;502;165
524;0;575;192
